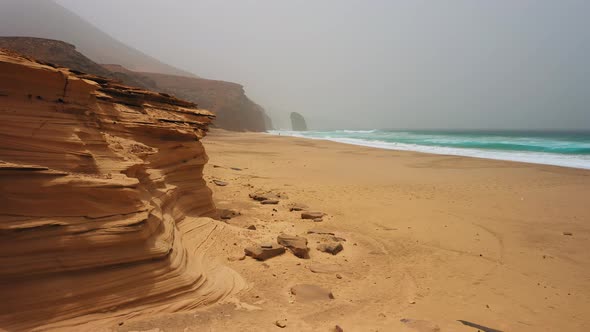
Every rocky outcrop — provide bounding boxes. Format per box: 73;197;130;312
290;112;308;131
0;37;273;132
0;37;158;90
0;50;244;331
107;68;272;132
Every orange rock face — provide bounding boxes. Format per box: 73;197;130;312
0;50;244;331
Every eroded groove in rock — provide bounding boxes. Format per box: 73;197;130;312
0;50;245;331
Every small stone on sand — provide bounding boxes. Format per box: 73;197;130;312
212;180;228;186
277;234;310;258
261;199;279;205
302;212;326;220
563;231;573;236
245;244;286;261
275;319;287;328
317;242;344;255
246;224;257;230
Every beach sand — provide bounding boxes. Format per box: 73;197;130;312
118;129;590;332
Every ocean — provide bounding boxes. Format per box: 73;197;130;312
268;129;590;170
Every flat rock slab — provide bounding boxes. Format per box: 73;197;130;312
218;209;240;220
245;243;286;261
301;212;326;220
261;199;279;205
290;284;334;301
277;234;309;258
307;229;336;236
317;242;344;255
249;192;279;202
308;263;343;274
212;180;228;186
289;203;309;211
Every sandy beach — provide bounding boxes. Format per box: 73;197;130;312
112;129;590;332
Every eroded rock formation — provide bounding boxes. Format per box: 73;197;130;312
290;112;308;131
0;50;244;331
105;67;272;132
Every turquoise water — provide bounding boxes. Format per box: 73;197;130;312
268;130;590;169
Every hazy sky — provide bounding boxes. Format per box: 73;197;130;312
56;0;590;130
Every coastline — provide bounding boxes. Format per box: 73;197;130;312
268;130;590;170
116;129;590;331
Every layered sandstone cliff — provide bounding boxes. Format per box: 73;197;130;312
105;67;272;132
0;50;244;331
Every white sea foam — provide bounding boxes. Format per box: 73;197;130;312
268;130;590;170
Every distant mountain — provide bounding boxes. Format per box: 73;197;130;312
0;0;193;76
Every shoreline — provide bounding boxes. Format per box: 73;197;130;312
111;129;590;331
267;130;590;170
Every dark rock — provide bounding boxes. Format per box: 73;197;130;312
334;325;344;332
289;203;309;211
218;209;240;220
563;231;573;236
249;191;278;202
212;180;228;186
277;234;310;258
290;112;308;131
307;229;335;236
246;224;257;230
245;244;285;261
301;212;326;220
261;199;279;205
275;319;287;328
317;242;344;255
231;167;242;171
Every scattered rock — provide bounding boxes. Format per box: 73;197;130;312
302;212;326;220
231;167;242;171
245;244;286;261
261;243;274;248
275;319;287;328
212;180;228;186
218;209;240;220
290;284;334;301
313;218;323;222
228;254;246;262
563;232;573;236
213;164;222;168
261;199;279;205
317;242;344;255
277;234;310;258
307;229;335;236
249;192;279;202
246;224;257;230
336;274;343;279
308;263;343;274
289;203;309;211
457;320;503;332
334;325;344;332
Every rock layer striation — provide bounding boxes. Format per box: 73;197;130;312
0;50;244;331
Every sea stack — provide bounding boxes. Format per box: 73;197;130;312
290;112;308;131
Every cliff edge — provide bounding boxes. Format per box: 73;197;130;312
0;49;244;331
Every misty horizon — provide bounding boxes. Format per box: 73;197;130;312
4;0;589;130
